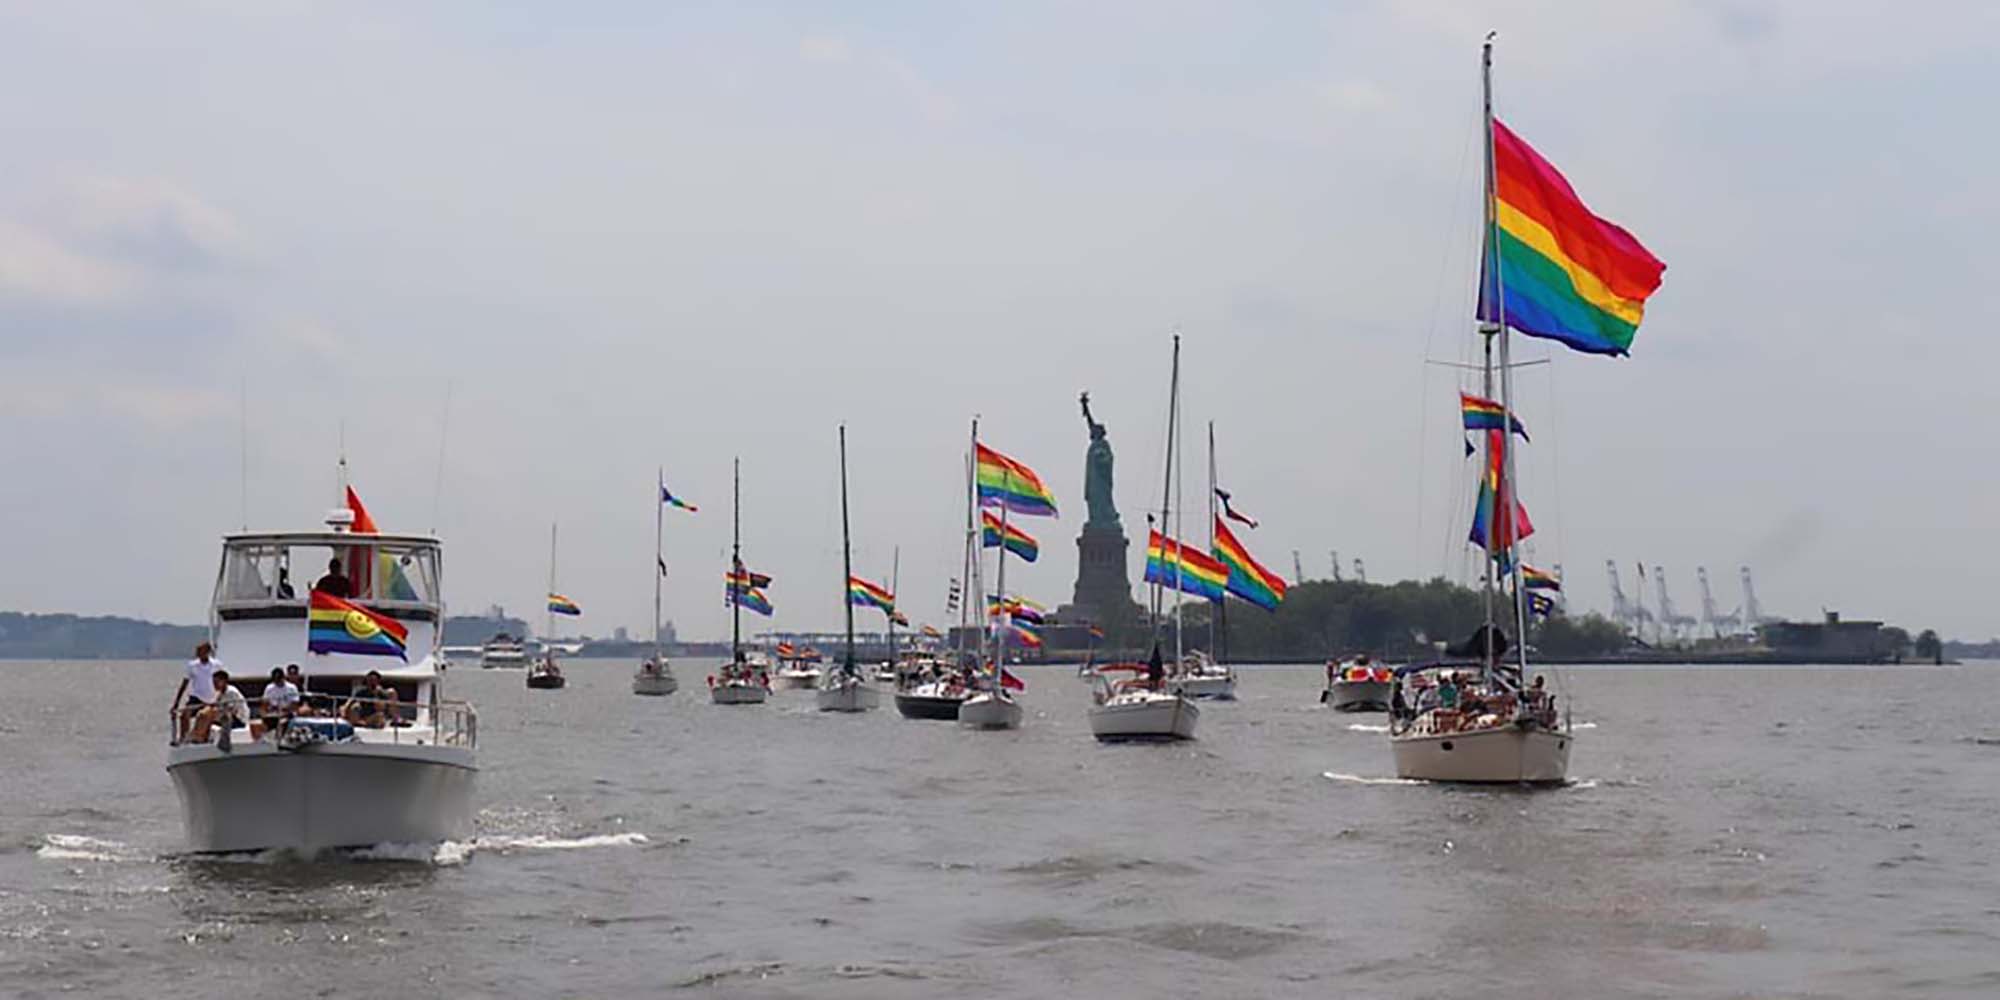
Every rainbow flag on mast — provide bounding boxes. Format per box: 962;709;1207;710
1144;530;1228;601
980;511;1039;562
974;443;1058;517
1211;516;1288;611
847;575;896;613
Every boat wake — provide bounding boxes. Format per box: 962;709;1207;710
471;831;651;853
1320;772;1426;786
1345;723;1390;733
35;833;145;863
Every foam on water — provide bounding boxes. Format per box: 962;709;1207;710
1321;772;1426;786
474;831;650;853
36;833;142;863
1346;723;1390;733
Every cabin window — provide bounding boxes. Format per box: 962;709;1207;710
220;545;281;601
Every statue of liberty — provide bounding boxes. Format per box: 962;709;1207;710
1080;392;1120;530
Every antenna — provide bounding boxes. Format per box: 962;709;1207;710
1330;551;1341;582
238;375;249;530
1292;550;1305;585
430;379;454;533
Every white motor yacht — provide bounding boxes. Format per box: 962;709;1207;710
479;633;528;669
774;654;823;691
166;512;476;854
1323;658;1394;712
1087;665;1198;741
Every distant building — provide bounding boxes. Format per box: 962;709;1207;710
1756;612;1898;663
656;621;678;644
442;606;529;646
614;626;628;642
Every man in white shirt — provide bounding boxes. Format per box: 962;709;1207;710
172;642;222;743
259;666;301;733
190;669;249;747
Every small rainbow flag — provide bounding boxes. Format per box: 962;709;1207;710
307;591;409;660
660;481;698;513
1087;624;1105;640
547;593;582;616
1212;515;1288;611
975;443;1058;518
1460;392;1529;441
848;575;896;613
1521;565;1562;591
980;511;1040;562
726;567;773;590
728;587;773;616
1144;530;1228;601
1002;620;1043;649
1480;119;1667;356
1469;430;1534;557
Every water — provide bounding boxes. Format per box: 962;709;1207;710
4;660;1998;998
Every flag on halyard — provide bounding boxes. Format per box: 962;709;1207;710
848;575;896;613
980;511;1040;562
1459;392;1530;441
1144;531;1228;601
1479;119;1667;356
547;593;582;616
660;481;698;513
307;590;409;660
974;443;1059;517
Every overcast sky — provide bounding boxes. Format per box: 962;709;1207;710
3;2;1994;641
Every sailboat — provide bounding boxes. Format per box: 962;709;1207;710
818;425;881;713
1166;422;1239;701
1089;334;1200;741
1389;39;1664;782
634;471;681;696
528;523;569;690
960;420;1049;730
712;458;770;705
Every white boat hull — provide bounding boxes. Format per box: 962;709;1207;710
710;681;767;705
775;669;821;690
1171;675;1236;701
1327;678;1391;712
1089;694;1199;741
958;692;1023;729
632;672;679;696
1390;725;1572;783
167;741;475;854
815;681;880;713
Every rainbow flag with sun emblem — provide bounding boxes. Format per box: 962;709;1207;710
307;590;409;660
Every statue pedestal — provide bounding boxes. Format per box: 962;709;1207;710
1069;522;1141;631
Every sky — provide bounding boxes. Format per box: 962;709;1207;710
2;1;1995;641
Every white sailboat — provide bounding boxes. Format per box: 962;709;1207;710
712;458;770;705
527;524;568;690
1387;39;1637;783
1090;333;1200;741
961;419;1025;730
633;469;680;696
818;425;881;713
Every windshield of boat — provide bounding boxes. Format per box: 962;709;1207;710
219;539;440;608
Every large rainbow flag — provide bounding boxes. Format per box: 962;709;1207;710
1480;120;1666;356
980;511;1039;562
306;590;409;660
975;443;1058;517
848;575;896;613
1211;516;1288;611
1144;530;1227;601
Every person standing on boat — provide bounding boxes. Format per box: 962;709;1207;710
172;642;222;742
313;557;352;598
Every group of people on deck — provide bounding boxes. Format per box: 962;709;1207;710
173;642;405;746
1395;669;1558;733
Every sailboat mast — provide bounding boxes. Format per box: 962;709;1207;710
1478;38;1502;672
888;546;900;667
993;472;1011;687
1153;335;1181;642
1173;337;1185;668
839;425;855;673
546;521;557;646
965;418;985;668
1482;37;1533;676
731;457;742;664
654;468;664;664
1207;421;1222;663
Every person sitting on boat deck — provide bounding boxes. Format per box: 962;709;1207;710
189;669;249;743
282;663;321;716
259;666;301;733
173;642;223;742
313;557;351;598
1436;672;1461;711
275;566;295;600
342;671;398;728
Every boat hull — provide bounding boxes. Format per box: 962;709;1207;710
525;674;565;690
1089;695;1199;741
894;692;962;721
1390;725;1572;783
1171;676;1236;701
710;681;768;705
958;693;1023;729
167;741;475;854
815;682;880;713
631;673;678;696
775;670;821;690
1326;679;1391;712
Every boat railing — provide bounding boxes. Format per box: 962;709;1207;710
167;695;478;749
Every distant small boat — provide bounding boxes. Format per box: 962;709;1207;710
526;655;566;690
480;634;528;669
816;424;880;714
1088;665;1199;741
632;657;677;696
713;459;770;707
894;678;967;720
1168;649;1236;701
634;469;680;697
1323;658;1393;712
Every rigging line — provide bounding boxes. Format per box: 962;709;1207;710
1414;105;1483;580
1542;351;1567;586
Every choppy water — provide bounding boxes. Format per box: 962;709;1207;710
4;660;1998;998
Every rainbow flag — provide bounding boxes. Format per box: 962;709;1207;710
1002;620;1043;649
547;593;582;616
726;567;773;590
1480;119;1666;356
987;595;1045;624
1469;430;1534;557
727;587;773;616
848;575;896;613
1211;516;1288;611
1521;564;1562;591
1460;392;1529;441
659;481;698;513
1144;530;1227;601
980;511;1040;562
1087;624;1105;640
307;590;409;660
920;624;943;639
975;443;1058;517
